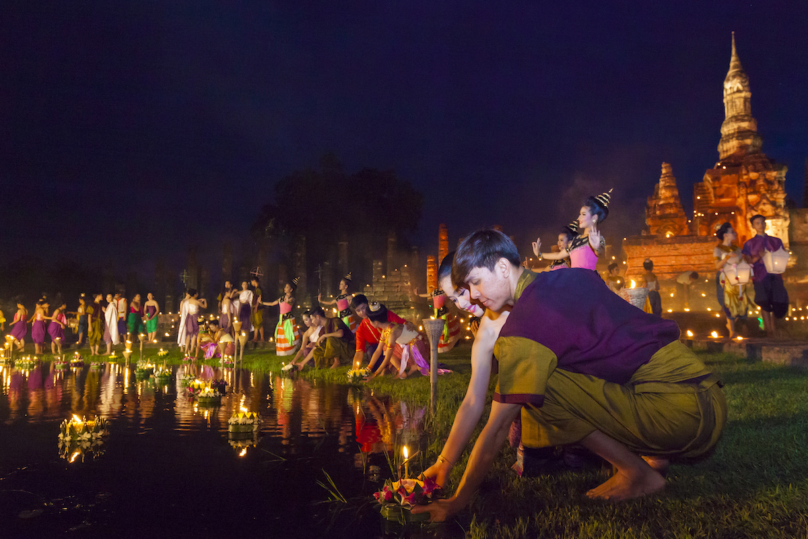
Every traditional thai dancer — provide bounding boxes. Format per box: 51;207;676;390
366;302;452;380
415;288;461;353
102;294;119;355
143;293;160;343
30;299;49;354
199;320;223;360
641;259;663;317
715;223;752;338
295;306;352;370
48;297;67;355
178;289;207;357
319;273;358;333
533;190;610;271
8;297;28;351
251;277;265;342
87;294;103;356
74;294;88;347
127;294;146;337
236;281;255;337
263;278;300;356
219;289;233;334
413;231;726;521
532;221;578;271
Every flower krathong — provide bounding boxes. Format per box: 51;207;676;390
374;478;439;507
90;362;104;369
135;362;155;377
58;415;109;463
210;379;227;394
154;366;172;378
54;358;70;370
196;386;222;406
157;349;169;358
228;410;261;433
71;353;84;367
182;356;196;363
220;355;235;367
16;356;38;369
346;367;370;384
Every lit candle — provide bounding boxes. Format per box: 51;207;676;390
403;446;409;479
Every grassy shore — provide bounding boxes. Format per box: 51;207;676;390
69;344;808;537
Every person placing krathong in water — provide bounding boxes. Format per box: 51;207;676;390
350;294;416;372
412;230;727;522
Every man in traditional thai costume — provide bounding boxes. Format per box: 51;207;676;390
742;214;789;338
114;293;127;339
414;230;726;522
296;307;352;369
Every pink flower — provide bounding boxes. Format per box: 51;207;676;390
401;491;421;507
422;477;438;497
374;485;394;503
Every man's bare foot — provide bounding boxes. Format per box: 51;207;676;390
641;456;670;477
586;466;665;501
329;358;340;369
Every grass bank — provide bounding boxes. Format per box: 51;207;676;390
83;344;808;537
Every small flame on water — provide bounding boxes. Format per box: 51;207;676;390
239;448;247;457
72;414;82;424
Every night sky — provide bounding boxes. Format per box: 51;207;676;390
2;2;807;276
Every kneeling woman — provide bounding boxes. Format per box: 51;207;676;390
296;307;352;369
366;302;451;380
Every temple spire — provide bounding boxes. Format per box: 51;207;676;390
718;32;762;161
729;31;743;74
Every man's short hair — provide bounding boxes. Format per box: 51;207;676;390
690;272;699;280
310;306;325;318
452;229;521;286
750;214;766;225
350;294;368;310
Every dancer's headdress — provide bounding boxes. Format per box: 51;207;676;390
343;272;352;282
369;302;382;312
291;276;300;286
594;189;613;210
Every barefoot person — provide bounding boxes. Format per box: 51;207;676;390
30;299;49;355
413;230;727;522
287;310;316;368
714;223;751;338
8;297;28;352
143;293;160;343
48;297;68;355
87;294;103;356
103;294;120;355
177;289;207;357
319;273;358;333
262;278;299;356
742;214;789;337
350;294;413;371
295;307;352;370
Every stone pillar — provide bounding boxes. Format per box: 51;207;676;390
426;255;437;293
410;246;420;291
439;224;449;267
338;233;349;276
387;231;397;275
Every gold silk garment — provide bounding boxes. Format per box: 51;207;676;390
518;341;727;459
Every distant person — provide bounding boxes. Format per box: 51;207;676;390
641;259;662;317
127;294;146;337
319;273;359;333
295;306;352;370
178;289;207;358
48;297;68;355
30;299;49;355
8;297;28;352
103;294;120;355
250;277;265;343
74;294;88;347
87;294;103;356
262;279;299;356
605;263;624;293
675;271;699;309
287;310;316;369
113;293;127;340
714;223;751;339
236;281;254;335
143;293;160;343
742;214;789;337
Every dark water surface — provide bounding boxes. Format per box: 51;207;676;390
0;361;448;538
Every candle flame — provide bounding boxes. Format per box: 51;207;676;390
70;451;80;463
403;446;408;460
711;331;718;338
239;448;247;457
72;414;82;423
686;330;693;337
630;280;636;289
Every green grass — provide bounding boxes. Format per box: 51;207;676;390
67;344;808;537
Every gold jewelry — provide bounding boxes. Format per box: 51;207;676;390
438;454;451;465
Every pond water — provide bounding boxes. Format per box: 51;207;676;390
0;361;452;538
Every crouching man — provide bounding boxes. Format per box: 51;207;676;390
414;229;726;521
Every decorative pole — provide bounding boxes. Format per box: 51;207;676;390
422;318;445;416
138;333;145;361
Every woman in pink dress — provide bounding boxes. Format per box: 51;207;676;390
533;190;611;271
30;299;49;354
533;221;578;271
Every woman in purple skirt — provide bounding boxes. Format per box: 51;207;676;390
236;281;255;336
48;297;67;355
8;297;28;351
30;299;49;354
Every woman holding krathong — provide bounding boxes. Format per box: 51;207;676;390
714;222;751;338
319;273;358;333
262;278;300;356
532;190;611;271
143;293;160;343
30;299;49;355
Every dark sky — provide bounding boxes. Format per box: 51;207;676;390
2;1;807;275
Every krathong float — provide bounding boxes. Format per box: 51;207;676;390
196;386;222;406
182;355;196;363
154;366;172;383
54;357;69;370
90;362;104;370
220;355;235;367
135;362;155;378
374;477;440;523
58;415;110;462
16;356;38;369
228;409;261;435
70;353;84;367
346;367;370;384
157;348;169;358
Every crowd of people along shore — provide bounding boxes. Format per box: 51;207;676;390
2;189;792;513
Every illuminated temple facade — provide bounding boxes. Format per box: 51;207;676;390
625;33;792;282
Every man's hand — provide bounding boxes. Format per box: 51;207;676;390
404;321;417;332
421;461;451;488
410;498;459;522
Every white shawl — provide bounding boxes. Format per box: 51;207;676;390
177;299;188;345
105;303;119;345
